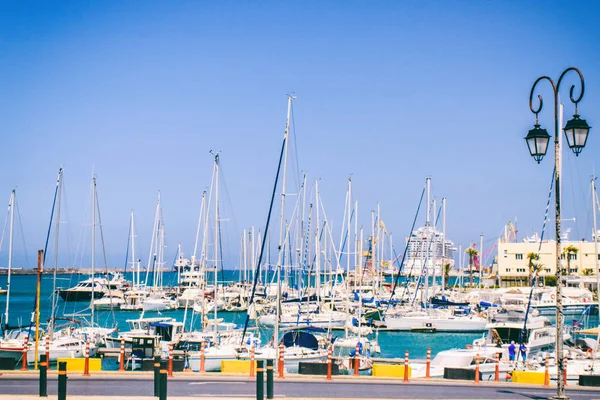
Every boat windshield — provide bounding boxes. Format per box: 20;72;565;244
493;327;530;344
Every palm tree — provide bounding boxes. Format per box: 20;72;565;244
466;247;478;287
443;263;452;289
526;252;540;286
563;245;579;278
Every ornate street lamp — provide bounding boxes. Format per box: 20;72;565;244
563;112;591;156
525;122;550;163
525;67;591;400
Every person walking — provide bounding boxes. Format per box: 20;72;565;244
520;343;527;362
508;341;516;364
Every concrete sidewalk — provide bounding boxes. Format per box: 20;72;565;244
0;397;385;400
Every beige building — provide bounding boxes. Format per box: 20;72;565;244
496;239;600;287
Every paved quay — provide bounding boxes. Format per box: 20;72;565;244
2;371;600;399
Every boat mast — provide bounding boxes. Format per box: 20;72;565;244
130;211;137;287
431;198;437;297
91;177;97;325
591;178;600;361
3;190;15;338
354;200;358;292
347;178;352;277
50;169;63;335
145;192;161;286
274;95;294;349
441;197;447;292
213;152;220;339
479;234;484;287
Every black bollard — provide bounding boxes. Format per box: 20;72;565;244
159;360;168;400
256;360;264;400
39;354;47;397
266;359;274;400
154;355;161;397
58;361;67;400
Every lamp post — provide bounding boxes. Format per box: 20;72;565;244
524;67;591;400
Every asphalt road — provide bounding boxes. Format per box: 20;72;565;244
1;376;600;399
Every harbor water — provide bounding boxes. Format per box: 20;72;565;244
0;271;595;361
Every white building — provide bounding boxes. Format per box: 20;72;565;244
496;234;600;287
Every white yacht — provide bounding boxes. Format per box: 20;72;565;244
385;308;488;332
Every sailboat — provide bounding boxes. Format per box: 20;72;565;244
239;96;329;372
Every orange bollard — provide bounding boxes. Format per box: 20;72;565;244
119;337;125;372
21;337;28;371
249;344;255;378
168;342;174;377
325;345;333;381
46;335;51;370
494;353;500;382
425;348;431;379
353;343;360;377
403;350;409;383
474;353;480;384
278;342;285;379
544;355;550;387
200;341;205;373
83;341;90;377
563;357;567;387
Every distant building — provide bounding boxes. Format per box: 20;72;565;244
496;233;600;287
404;224;455;276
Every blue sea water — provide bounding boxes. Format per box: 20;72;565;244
1;271;593;360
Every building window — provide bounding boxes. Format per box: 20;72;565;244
506;269;511;273
561;254;566;260
515;254;523;260
545;269;551;273
569;254;577;260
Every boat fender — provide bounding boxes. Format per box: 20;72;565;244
550;294;555;300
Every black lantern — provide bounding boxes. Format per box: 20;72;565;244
563;113;591;156
525;123;550;163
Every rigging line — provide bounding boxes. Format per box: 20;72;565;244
218;164;241;241
568;154;584;240
123;215;132;274
217;203;225;285
290;100;302;195
240;135;287;346
94;182;118;327
516;166;555;366
390;186;426;306
14;196;30;269
0;194;11;255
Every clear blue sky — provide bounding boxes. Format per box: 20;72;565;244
1;1;600;270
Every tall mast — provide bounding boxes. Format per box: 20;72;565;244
274;95;294;349
145;191;161;286
426;177;431;226
441;197;447;292
213;152;220;337
347;178;352;276
3;190;15;337
431;198;436;296
591;178;600;358
479;234;484;287
50;169;63;335
91;177;96;326
130;211;137;287
315;180;321;300
354;200;358;292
